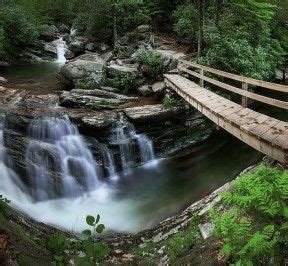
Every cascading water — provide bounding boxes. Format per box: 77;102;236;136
110;115;156;173
26;117;101;200
54;37;67;64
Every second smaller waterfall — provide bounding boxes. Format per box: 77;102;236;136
110;116;155;173
55;37;67;64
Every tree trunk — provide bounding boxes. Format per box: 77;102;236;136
215;0;225;26
197;0;205;57
112;13;118;48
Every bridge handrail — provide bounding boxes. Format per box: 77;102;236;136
178;60;288;110
179;59;288;93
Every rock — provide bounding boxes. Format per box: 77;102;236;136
153;49;185;70
124;104;187;124
21;51;44;63
99;43;110;52
20;94;59;106
137;85;153;96
107;64;138;77
40;24;59;41
100;51;113;62
152;82;166;98
100;86;120;93
44;41;58;57
0;77;8;85
0;61;9;67
68;37;88;55
58;23;70;34
85;43;95;52
198;223;215;240
59;89;138;109
64;49;75;60
136;24;151;33
57;53;106;90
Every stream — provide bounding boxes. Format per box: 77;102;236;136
0;40;263;234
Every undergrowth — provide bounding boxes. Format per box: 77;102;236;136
106;73;140;94
211;165;288;265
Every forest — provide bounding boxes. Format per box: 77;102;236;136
0;0;287;265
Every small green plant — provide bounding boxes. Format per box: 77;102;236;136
90;102;101;111
0;195;11;218
211;166;288;265
75;215;110;265
133;242;158;257
106;73;140;94
47;233;70;265
162;95;178;107
138;50;166;80
165;216;199;261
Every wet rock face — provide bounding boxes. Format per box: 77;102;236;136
57;53;106;90
39;24;59;42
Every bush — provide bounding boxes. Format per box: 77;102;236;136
165;216;199;261
106;73;140;94
138;50;166;80
162;95;178;107
211;166;288;265
172;3;197;41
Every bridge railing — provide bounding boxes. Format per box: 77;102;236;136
178;59;288;110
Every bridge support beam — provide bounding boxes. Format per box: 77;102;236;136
241;82;248;107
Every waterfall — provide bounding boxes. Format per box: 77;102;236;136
26;117;101;200
110;116;155;173
55;37;67;63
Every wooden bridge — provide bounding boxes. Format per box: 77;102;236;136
164;60;288;164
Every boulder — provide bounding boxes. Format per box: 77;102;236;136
123;104;187;124
153;49;185;70
85;43;95;52
59;89;138;109
136;25;151;33
68;36;88;55
152;82;166;98
44;41;58;57
0;77;8;85
107;63;138;77
100;51;113;62
58;23;70;34
40;24;59;41
100;86;119;93
57;53;106;90
0;61;9;68
137;85;153;96
64;49;75;60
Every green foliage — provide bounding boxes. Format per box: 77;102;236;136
47;233;70;265
106;73;140;94
211;166;288;265
138;50;166;80
0;195;11;218
0;3;38;59
133;242;158;257
172;3;197;41
165;216;199;261
76;214;110;265
162;95;178;107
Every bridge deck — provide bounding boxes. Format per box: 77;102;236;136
164;74;288;164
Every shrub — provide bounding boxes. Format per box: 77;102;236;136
165;216;199;261
47;233;70;265
106;73;140;94
138;50;166;80
172;3;197;41
0;195;11;218
211;166;288;265
162;95;178;107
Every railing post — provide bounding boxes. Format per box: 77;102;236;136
200;69;204;87
241;82;248;107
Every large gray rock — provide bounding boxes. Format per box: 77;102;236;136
59;89;138;109
57;53;106;90
85;43;95;52
136;25;151;33
40;24;59;41
0;77;7;85
58;23;70;34
123;104;186;124
152;82;166;98
100;51;113;62
107;63;138;77
137;85;153;96
153;49;185;70
68;36;88;55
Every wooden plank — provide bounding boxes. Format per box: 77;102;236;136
178;66;288;110
179;60;288;93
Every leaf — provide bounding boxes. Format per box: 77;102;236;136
280;222;288;230
86;215;95;226
96;224;105;234
82;230;92;237
95;214;100;224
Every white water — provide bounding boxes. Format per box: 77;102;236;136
110;116;156;174
0;117;157;233
55;37;67;63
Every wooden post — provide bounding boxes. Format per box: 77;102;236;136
200;69;204;87
241;82;248;107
